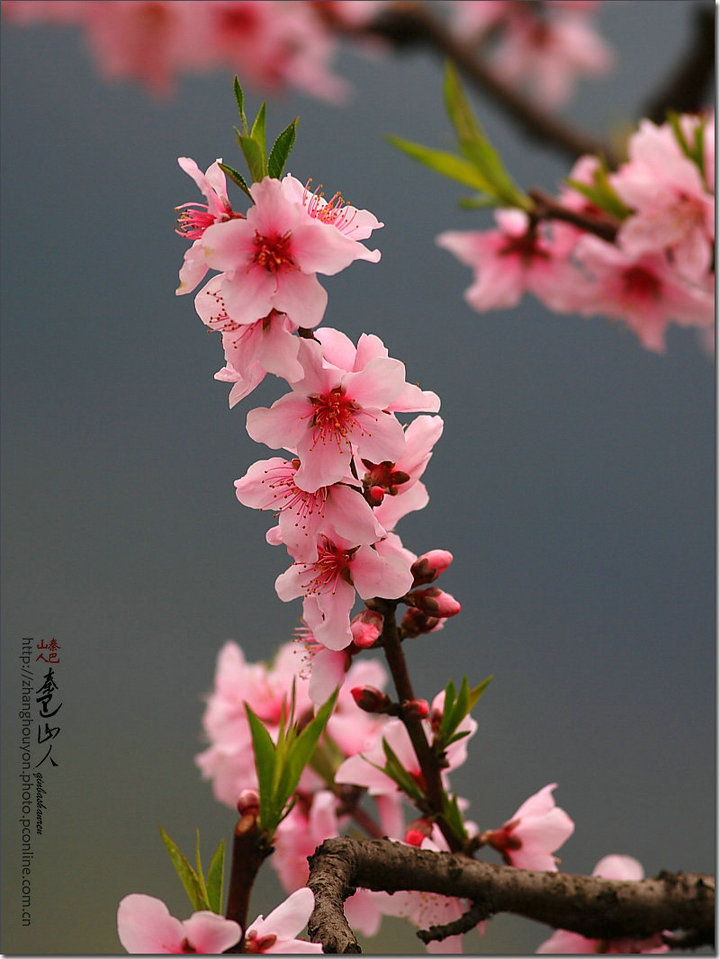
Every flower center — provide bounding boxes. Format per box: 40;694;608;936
262;459;328;523
302;179;359;235
300;539;353;596
253;230;295;272
622;265;661;301
309;387;359;450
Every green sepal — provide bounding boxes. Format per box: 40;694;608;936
250;102;267;164
206;839;226;915
386;135;495;193
268;117;299;180
159;826;208;912
565;161;632;221
237;134;266;183
233;77;248;136
218;162;252;199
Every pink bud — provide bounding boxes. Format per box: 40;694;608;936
407;587;461;618
351;609;383;648
405;817;433;846
405;829;425;847
411;549;454;586
403;698;430;720
351;686;392;713
366;485;385;507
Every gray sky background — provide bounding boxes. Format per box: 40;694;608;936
1;2;715;954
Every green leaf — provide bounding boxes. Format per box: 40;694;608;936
387;135;495;193
268;118;298;180
233;77;248;136
667;110;708;183
441;793;469;843
238;134;266;183
443;62;531;210
246;704;279;829
566;162;632;221
381;739;427;805
281;690;338;798
218;162;252;199
250;101;267;165
206;839;225;915
159;826;207;912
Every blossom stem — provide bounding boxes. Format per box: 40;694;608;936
224;811;272;952
373;599;464;853
528;188;619;243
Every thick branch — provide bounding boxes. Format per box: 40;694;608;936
643;4;715;124
307;837;715;954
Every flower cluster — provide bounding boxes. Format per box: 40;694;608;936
438;113;715;352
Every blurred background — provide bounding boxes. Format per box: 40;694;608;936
1;2;715;953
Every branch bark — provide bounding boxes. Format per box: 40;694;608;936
306;837;715;954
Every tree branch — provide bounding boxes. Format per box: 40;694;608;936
364;2;618;165
307;837;715;954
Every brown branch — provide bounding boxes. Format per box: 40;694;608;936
370;599;464;853
224;811;272;952
643;4;715;124
306;837;715;954
528;188;619;243
364;2;618;165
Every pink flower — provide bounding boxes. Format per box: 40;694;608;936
536;855;669;953
483;783;574;871
117;894;241;954
275;534;413;650
246;337;409;493
573;236;714;351
234;456;385;563
243;887;323;953
610;116;715;284
176;157;236;295
437;209;583;314
200;176;380;329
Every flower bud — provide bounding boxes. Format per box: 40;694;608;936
351;608;383;648
351;685;392;713
411;549;454;586
407;587;461;618
400;606;441;638
237;789;260;815
405;817;433;846
366;485;385;507
402;698;430;720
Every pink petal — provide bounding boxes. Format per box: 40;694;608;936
117;894;184;954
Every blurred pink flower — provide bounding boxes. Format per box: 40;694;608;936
117;894;241;954
243;887;323;953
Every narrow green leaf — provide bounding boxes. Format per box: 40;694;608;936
444;729;472;747
566;163;632;221
277;689;338;809
159;826;205;912
443;61;483;146
467;676;492;713
238;134;266;183
381;739;427;805
206;839;226;915
193;830;212;911
438;679;457;741
233;77;248;136
387;135;494;193
458;194;504;210
245;704;278;829
250;101;267;167
218;162;251;198
441;793;469;843
268;118;298;180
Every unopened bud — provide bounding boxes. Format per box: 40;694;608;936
407;587;461;618
237;789;260;815
351;608;383;648
411;549;454;586
405;817;433;846
403;698;430;720
400;606;441;638
351;685;392;713
366;485;385;507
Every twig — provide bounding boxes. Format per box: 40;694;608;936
364;2;618;165
306;837;715;954
416;899;488;943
